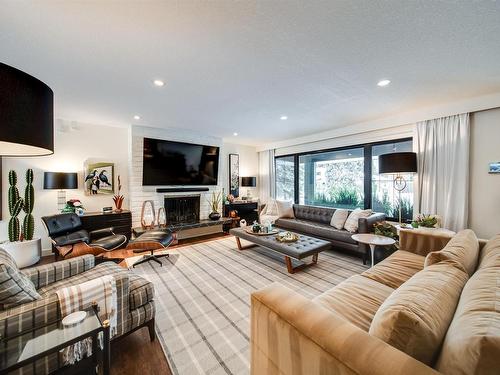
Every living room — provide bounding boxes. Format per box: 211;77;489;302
0;1;499;375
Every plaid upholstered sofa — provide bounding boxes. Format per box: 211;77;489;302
0;251;155;374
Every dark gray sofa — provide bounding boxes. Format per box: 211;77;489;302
275;204;386;261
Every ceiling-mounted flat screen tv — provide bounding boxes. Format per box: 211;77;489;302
142;137;220;186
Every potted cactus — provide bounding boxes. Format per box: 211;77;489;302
1;169;41;267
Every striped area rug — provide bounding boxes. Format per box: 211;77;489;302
131;236;368;375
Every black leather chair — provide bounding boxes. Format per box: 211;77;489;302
42;213;128;259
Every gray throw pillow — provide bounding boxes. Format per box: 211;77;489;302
0;248;41;309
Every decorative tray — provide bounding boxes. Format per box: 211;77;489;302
244;228;279;236
275;231;300;243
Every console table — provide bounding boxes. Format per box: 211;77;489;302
80;210;132;241
223;201;259;225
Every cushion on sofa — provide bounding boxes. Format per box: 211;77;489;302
276;200;295;219
275;218;357;244
344;208;373;233
424;229;479;276
435;265;500;375
313;275;394;332
0;248;41;309
478;233;500;269
369;262;469;366
361;250;425;289
330;209;349;230
263;199;278;216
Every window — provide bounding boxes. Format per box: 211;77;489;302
275;138;413;221
299;148;364;210
372;140;414;221
275;156;295;201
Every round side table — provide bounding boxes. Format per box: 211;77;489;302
351;233;395;268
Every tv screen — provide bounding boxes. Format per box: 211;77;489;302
142;138;220;186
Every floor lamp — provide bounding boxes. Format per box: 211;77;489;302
378;152;417;225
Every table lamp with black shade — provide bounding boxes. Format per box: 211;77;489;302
241;176;257;200
44;172;78;211
378;152;417;225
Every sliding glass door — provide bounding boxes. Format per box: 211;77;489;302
299;147;364;209
275;138;413;221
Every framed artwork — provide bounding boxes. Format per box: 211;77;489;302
489;162;500;174
84;161;115;195
229;153;239;197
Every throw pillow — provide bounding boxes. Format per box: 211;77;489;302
276;200;295;219
330;209;349;230
0;248;41;309
369;262;469;366
343;208;373;233
424;229;479;276
264;199;278;216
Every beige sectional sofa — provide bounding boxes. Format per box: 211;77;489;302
251;229;500;375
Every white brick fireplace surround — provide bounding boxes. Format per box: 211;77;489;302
129;125;258;228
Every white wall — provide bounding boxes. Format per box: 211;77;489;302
1;120;129;251
469;107;500;238
128;125;258;227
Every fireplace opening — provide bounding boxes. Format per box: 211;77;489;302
164;195;200;224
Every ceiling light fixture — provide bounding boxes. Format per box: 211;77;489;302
233;132;238;136
377;79;391;87
133;115;141;120
153;79;165;87
280;115;288;120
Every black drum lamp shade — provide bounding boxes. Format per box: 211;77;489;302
241;177;257;187
379;152;417;174
44;172;78;190
0;63;54;156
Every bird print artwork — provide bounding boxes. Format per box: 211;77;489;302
84;162;115;195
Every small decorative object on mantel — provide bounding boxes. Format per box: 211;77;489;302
112;175;124;212
157;207;167;228
207;191;222;221
488;162;500;174
2;169;42;268
229;153;240;198
141;200;156;229
84;161;114;195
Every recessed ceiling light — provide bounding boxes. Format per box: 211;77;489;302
280;115;288;120
133;115;141;120
233;132;238;136
153;79;165;87
377;79;391;87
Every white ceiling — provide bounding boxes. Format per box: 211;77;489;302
1;1;500;146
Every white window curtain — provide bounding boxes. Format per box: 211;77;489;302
258;149;275;202
415;113;469;231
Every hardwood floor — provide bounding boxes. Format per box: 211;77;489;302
37;232;229;375
111;327;172;375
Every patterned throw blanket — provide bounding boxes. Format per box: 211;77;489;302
56;275;117;364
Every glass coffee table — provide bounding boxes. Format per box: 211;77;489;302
0;305;110;375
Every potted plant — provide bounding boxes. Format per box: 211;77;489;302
207;191;222;220
61;199;85;215
112;175;124;212
1;170;41;268
411;214;440;228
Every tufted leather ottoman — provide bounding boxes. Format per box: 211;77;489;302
230;227;331;273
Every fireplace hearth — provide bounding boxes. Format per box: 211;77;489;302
164;195;200;224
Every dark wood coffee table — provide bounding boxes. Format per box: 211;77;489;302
229;227;331;274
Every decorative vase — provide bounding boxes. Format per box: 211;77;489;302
157;207;167;228
141;200;156;229
209;211;221;221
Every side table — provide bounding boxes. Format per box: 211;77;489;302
351;233;396;268
0;305;110;375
